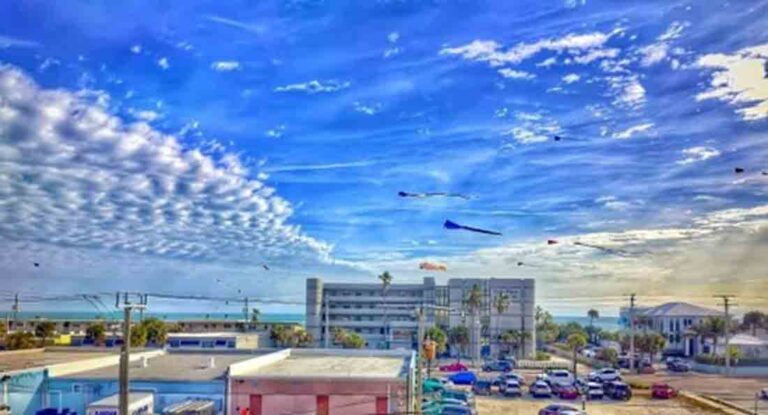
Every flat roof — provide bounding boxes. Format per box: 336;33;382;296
88;392;154;407
58;351;266;382
0;349;117;374
236;352;409;380
167;332;255;338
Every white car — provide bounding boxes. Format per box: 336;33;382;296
502;379;522;397
547;369;575;386
585;382;605;400
590;367;621;382
530;380;553;398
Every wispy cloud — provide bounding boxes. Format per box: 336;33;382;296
274;80;350;94
353;101;381;115
502;111;561;144
157;57;170;70
204;15;264;34
0;35;39;49
211;61;241;71
562;73;580;84
677;146;721;165
612;122;653;139
264;160;377;173
266;125;286;138
498;68;535;80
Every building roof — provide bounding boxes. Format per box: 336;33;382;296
232;349;412;380
167;332;249;338
87;392;154;408
58;351;266;382
727;334;768;346
0;349;117;374
639;302;721;318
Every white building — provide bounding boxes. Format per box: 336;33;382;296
619;302;722;357
305;277;536;358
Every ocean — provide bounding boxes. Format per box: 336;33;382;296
6;311;620;331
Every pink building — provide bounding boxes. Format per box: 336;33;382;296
228;349;415;415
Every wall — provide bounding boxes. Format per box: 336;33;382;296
692;362;768;377
46;379;226;415
5;370;46;415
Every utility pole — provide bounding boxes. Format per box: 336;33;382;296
416;305;425;414
520;290;527;359
117;292;145;415
627;293;636;372
715;295;735;375
11;294;19;331
243;297;249;324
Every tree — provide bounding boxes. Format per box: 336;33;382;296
535;307;559;347
587;309;599;342
291;328;313;347
726;345;742;364
637;333;666;364
597;348;618;365
35;321;56;346
342;332;365;349
425;326;447;353
493;292;511;357
86;322;107;346
250;308;261;324
378;271;393;348
270;325;293;347
558;322;587;342
139;318;168;346
6;332;36;350
566;333;588;377
130;324;148;347
742;311;766;336
0;321;7;339
697;316;727;355
448;325;470;362
465;284;483;361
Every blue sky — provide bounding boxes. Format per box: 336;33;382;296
0;0;767;315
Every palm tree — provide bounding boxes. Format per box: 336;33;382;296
378;271;393;349
465;284;483;363
587;309;599;342
493;292;511;358
566;333;588;377
251;308;261;324
498;330;518;358
449;325;470;363
35;321;56;346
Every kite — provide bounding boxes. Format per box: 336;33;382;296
419;261;447;272
399;191;472;200
553;135;562;142
33;263;39;267
763;171;768;176
734;167;745;174
547;239;559;245
443;219;502;236
261;264;270;271
516;261;524;267
574;241;628;256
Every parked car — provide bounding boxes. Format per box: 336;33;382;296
547;369;575;386
471;379;492;396
440;405;477;415
762;388;768;400
482;360;513;372
552;383;580;400
437;398;470;407
667;359;691;372
651;383;678;399
439;362;468;372
449;371;477;385
424;378;447;393
589;367;621;383
501;379;522;397
585;382;605;400
538;404;586;415
603;381;632;401
530;380;553;398
495;372;526;386
441;388;475;406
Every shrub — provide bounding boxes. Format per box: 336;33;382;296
535;351;551;361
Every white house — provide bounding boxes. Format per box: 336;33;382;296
714;334;768;359
619;302;722;357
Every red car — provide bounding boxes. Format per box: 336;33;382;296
552;383;580;400
651;383;678;399
439;362;468;372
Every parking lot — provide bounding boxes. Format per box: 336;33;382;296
476;394;723;415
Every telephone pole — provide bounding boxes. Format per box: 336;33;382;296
323;295;330;348
715;295;735;375
627;293;636;372
117;292;145;415
520;290;527;359
11;294;19;330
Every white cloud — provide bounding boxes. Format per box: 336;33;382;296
388;32;400;43
353;102;381;115
274;80;350;94
498;68;535;80
0;64;331;263
612;122;653;139
536;57;557;67
130;45;142;54
608;75;646;108
0;35;39;49
129;109;162;122
658;21;689;42
677;146;721;165
696;42;768;121
502;111;561;144
384;47;401;58
266;125;286;138
562;73;580;84
440;30;617;67
264;160;377;173
639;21;689;67
564;0;587;8
494;107;509;118
157;57;169;70
572;48;619;64
211;61;241;71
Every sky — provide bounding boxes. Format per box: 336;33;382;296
0;0;767;316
